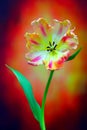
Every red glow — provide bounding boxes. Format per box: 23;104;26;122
1;0;87;130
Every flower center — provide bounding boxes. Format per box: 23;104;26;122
47;41;57;52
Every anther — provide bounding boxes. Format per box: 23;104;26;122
54;44;57;50
47;46;50;48
53;41;55;45
47;41;57;52
49;41;52;46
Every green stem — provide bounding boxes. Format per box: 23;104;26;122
40;70;54;130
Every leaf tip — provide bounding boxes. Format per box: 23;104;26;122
67;47;82;61
5;64;8;68
5;64;10;69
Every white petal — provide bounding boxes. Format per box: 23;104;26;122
25;51;48;65
52;19;71;43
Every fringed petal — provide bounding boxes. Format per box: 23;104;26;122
24;32;45;52
25;51;48;66
52;19;71;43
61;31;79;50
31;18;53;43
43;50;70;70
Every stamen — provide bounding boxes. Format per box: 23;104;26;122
47;49;50;51
47;41;57;52
53;41;55;45
47;46;50;48
54;44;57;50
49;41;52;46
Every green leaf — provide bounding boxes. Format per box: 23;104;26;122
67;48;81;61
6;64;41;122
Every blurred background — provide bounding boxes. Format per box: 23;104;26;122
0;0;87;130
